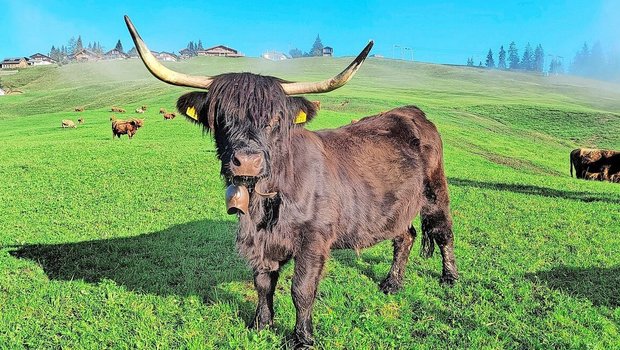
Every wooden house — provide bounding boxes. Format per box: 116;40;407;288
104;48;129;60
71;49;100;62
197;45;244;57
322;47;333;57
1;57;32;69
157;52;179;62
29;53;55;65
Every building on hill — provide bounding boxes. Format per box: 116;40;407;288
71;49;100;62
1;57;32;69
197;45;244;57
322;46;333;57
262;51;288;61
29;53;55;65
157;52;178;62
104;48;129;60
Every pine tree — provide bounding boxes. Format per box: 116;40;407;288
549;58;564;75
115;40;124;53
533;44;544;72
485;49;495;68
571;42;589;75
467;57;474;66
590;41;605;78
76;35;83;52
197;40;204;51
127;46;137;57
68;37;77;55
521;42;533;71
88;42;92;50
498;45;506;69
309;34;324;57
508;41;519;69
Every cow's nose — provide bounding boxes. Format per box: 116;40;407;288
230;152;264;177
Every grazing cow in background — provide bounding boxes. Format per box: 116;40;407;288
111;106;126;113
61;119;76;128
77;118;84;124
163;112;176;120
127;15;458;349
135;108;145;114
112;118;144;139
159;108;166;114
571;148;620;181
74;107;84;112
141;105;147;111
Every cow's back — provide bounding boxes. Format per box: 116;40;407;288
298;106;442;250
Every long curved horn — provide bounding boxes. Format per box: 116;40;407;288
124;15;214;89
281;41;373;95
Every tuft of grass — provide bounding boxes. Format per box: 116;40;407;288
1;57;619;349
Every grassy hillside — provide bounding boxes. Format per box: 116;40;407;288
1;57;619;349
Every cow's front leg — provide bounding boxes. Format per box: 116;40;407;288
292;252;327;349
251;269;280;330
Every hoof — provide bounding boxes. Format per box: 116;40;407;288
379;278;403;294
439;273;457;286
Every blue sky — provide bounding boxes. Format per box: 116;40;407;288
1;1;618;66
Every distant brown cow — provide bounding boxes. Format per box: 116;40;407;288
141;105;147;111
111;106;126;113
570;148;620;181
163;112;176;120
74;107;85;112
61;119;76;128
77;118;84;124
112;118;144;139
159;108;166;114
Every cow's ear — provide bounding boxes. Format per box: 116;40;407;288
288;97;318;126
177;91;212;129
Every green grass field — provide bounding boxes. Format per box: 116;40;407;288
1;57;619;349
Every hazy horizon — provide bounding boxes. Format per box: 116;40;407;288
1;1;618;66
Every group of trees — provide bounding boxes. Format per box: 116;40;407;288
183;40;204;57
48;36;131;65
467;40;619;82
468;42;547;73
289;35;325;58
570;42;620;81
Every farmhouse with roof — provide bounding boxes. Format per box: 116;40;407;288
323;47;333;57
71;49;100;62
29;53;55;65
104;48;129;60
197;45;244;57
1;57;32;69
157;52;179;62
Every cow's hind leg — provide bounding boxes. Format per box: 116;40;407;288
421;169;458;284
380;226;415;294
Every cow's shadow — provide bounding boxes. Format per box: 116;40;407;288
8;219;255;312
449;178;620;204
526;266;620;308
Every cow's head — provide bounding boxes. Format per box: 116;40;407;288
125;16;372;212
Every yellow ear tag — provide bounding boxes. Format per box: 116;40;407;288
186;106;198;121
294;110;307;124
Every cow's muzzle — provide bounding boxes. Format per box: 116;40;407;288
230;151;264;178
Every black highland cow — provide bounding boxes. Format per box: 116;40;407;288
126;16;458;348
